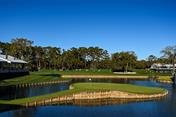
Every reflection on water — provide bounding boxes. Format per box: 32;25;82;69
0;80;176;117
0;83;69;100
71;78;138;84
66;98;163;106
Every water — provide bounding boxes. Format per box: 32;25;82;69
0;80;176;117
0;78;137;100
0;83;69;100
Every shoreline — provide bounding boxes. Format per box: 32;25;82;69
24;90;168;107
15;80;71;88
157;80;173;84
0;83;168;107
0;80;71;87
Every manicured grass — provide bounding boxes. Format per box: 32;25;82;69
73;83;167;94
0;70;68;86
59;69;170;76
157;76;173;82
58;69;114;75
133;69;171;76
0;83;167;105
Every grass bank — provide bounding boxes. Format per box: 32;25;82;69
0;70;68;86
157;76;173;83
0;83;167;105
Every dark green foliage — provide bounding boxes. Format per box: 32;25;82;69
112;51;137;72
0;39;110;71
0;38;174;72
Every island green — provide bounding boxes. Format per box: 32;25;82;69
0;83;167;105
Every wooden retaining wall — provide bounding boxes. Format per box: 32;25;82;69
16;80;71;88
157;80;173;84
23;90;168;107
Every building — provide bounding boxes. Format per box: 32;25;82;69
150;63;176;73
0;54;29;79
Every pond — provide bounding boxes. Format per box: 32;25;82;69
0;79;176;117
0;78;138;100
0;83;69;100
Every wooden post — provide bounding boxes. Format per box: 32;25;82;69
50;98;52;103
26;102;28;107
35;101;37;106
43;100;45;105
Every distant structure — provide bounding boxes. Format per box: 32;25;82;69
0;53;29;79
150;63;176;73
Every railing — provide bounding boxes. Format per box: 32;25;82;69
151;67;176;70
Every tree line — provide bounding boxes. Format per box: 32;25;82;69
0;38;175;72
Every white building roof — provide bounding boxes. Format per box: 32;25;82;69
0;56;11;63
0;54;27;64
151;63;176;70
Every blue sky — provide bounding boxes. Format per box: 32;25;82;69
0;0;176;60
